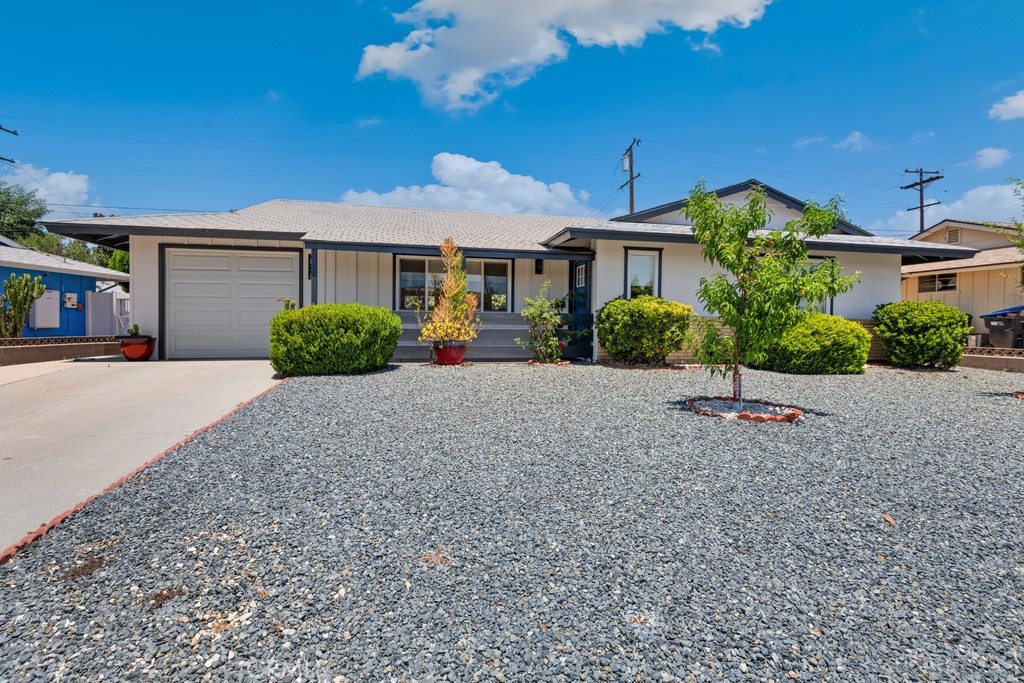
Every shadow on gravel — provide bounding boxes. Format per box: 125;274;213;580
667;398;832;418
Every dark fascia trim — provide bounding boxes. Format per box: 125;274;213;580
158;243;304;360
303;240;594;261
550;227;978;265
609;178;872;237
43;223;305;250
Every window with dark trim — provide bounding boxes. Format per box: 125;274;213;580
397;257;510;311
624;248;661;298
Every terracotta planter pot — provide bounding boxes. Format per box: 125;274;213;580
117;336;156;362
433;342;467;365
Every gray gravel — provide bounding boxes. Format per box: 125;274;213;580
1;363;1023;682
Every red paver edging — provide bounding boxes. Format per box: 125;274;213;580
0;379;286;566
685;396;803;423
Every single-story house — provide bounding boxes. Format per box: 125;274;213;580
43;179;974;361
901;218;1023;332
0;235;131;337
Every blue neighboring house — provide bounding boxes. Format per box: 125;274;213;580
0;235;129;337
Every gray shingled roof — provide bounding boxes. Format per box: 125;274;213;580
902;246;1023;274
46;199;975;262
0;247;130;281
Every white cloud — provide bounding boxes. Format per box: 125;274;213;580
972;147;1011;169
266;90;281;102
834;131;871;152
794;134;826;149
989;90;1024;121
5;164;92;220
911;131;935;144
868;183;1021;236
342;152;592;214
357;0;772;111
356;117;381;127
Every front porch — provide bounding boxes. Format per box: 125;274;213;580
392;311;594;362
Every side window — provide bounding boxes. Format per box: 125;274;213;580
625;249;660;298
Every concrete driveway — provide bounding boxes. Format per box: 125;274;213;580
0;358;281;554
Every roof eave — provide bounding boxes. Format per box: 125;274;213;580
43;222;305;250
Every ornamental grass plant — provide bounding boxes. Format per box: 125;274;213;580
418;237;480;345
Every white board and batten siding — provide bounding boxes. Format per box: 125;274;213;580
164;248;300;359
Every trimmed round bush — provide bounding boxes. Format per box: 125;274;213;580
758;313;870;374
595;295;693;365
270;303;402;376
872;300;972;369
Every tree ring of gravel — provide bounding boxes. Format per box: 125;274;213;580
686;395;803;422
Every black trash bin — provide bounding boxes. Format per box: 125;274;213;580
981;305;1024;349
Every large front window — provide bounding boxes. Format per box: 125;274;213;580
624;248;661;298
398;257;510;311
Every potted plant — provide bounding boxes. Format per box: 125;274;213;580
418;237;480;365
117;323;157;361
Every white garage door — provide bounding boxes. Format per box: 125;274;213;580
165;248;301;359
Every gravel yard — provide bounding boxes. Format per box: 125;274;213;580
1;363;1022;682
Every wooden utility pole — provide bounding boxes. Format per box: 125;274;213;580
0;123;16;164
900;168;943;233
619;138;641;214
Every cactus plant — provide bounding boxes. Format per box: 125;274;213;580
0;273;46;338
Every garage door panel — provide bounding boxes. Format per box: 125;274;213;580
238;255;298;271
237;308;280;325
237;281;298;298
170;254;233;271
171;281;234;298
165;248;300;359
171;308;236;326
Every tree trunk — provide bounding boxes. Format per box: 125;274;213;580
732;362;743;411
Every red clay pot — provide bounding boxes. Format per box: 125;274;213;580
118;336;156;362
433;342;467;365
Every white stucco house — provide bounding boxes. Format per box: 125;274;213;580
901;218;1023;332
44;180;974;361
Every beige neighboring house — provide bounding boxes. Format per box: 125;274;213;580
902;218;1024;332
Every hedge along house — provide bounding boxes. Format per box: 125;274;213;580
0;236;130;337
44;180;974;361
901;218;1024;333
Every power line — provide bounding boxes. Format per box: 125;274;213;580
14;163;86;219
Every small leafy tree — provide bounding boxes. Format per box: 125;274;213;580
516;280;567;363
994;179;1024;292
0;273;47;338
684;181;860;408
0;181;47;241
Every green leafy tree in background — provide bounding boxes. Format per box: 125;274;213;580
0;181;47;240
683;181;860;409
0;274;46;338
995;179;1024;292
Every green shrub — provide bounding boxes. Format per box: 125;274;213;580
269;303;402;376
758;313;870;374
595;295;693;365
515;280;568;364
872;300;972;369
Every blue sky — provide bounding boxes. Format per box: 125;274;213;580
3;0;1022;237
